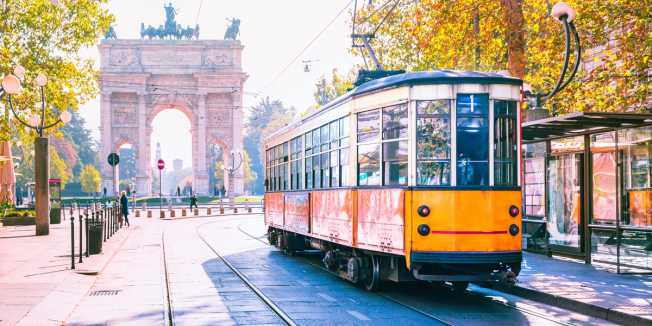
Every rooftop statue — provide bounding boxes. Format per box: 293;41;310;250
141;3;199;40
104;25;117;39
224;18;240;40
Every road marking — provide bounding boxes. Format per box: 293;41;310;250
317;293;336;302
297;280;310;287
347;310;370;321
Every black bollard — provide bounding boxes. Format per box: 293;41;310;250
85;213;90;257
70;216;75;270
103;209;107;242
78;214;83;263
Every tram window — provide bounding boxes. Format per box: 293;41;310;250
358;143;381;186
494;100;518;186
321;152;330;188
330;150;339;187
382;104;408;140
456;94;489;186
313;155;321;188
305;158;313;189
357;110;380;143
305;132;312;156
340;149;349;186
321;125;330;152
312;129;320;150
330;121;339;148
416;100;451;186
383;140;408;185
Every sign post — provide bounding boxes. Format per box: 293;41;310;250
157;159;165;215
107;153;120;199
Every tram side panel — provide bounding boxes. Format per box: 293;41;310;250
283;192;310;235
264;192;285;228
310;189;356;247
357;189;405;255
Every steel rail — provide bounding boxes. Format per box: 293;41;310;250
161;232;175;326
235;222;453;326
195;221;297;326
236;220;573;326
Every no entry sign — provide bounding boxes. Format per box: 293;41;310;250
157;159;165;170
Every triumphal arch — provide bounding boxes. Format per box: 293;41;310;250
98;18;247;196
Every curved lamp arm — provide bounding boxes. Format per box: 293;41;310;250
7;93;62;137
527;3;582;109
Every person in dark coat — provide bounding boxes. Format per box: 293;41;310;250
190;193;198;209
220;185;226;198
120;191;130;227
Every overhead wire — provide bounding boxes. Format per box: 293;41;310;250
261;0;354;92
194;0;204;26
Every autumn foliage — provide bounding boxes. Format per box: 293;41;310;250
353;0;650;113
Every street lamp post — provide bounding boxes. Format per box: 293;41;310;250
1;67;71;236
525;2;581;113
225;151;243;200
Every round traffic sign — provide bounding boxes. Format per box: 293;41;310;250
107;153;120;166
157;159;165;170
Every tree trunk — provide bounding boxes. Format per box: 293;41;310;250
501;0;526;79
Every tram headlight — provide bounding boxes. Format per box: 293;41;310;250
417;224;430;236
509;224;520;236
509;205;520;217
417;205;430;217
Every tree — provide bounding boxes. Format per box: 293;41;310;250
353;0;651;113
244;97;295;194
60;110;99;178
0;0;113;143
313;69;356;106
80;164;100;195
241;151;257;194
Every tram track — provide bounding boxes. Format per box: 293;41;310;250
194;220;298;326
235;219;575;326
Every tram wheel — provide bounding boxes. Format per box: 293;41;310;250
452;281;469;293
363;255;381;292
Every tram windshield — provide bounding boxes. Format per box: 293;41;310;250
416;95;519;188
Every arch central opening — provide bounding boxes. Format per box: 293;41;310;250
150;108;193;196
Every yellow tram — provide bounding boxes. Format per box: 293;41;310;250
263;71;522;291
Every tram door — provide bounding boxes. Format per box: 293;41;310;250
547;152;584;254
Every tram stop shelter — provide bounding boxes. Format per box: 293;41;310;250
522;112;652;273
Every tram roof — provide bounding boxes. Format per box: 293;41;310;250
522;112;652;143
352;70;522;97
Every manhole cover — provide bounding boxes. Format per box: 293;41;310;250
89;290;121;296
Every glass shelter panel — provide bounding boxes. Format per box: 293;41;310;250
620;127;652;228
547;150;582;249
523;142;546;218
591;132;618;225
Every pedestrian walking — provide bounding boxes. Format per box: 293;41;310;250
220;185;226;198
190;193;198;209
120;191;130;227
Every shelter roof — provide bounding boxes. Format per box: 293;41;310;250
523;112;652;143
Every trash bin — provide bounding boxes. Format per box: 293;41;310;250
49;207;61;224
88;220;103;254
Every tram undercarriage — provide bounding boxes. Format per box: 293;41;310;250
268;227;520;292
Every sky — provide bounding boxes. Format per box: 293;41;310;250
82;0;359;168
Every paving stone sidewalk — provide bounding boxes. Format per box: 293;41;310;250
505;252;652;325
0;219;133;325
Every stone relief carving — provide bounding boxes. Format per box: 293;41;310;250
204;50;232;67
110;49;138;66
112;105;137;124
207;109;231;125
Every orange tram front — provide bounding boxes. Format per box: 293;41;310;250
263;71;523;291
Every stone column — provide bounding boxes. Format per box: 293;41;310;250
100;91;113;196
194;93;209;194
136;92;151;195
231;90;245;196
